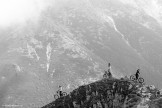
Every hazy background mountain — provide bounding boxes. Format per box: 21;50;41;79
0;0;162;107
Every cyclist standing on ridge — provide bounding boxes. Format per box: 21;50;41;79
103;62;112;78
135;69;140;80
108;63;111;72
108;63;112;78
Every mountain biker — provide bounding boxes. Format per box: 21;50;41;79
103;63;112;78
108;63;112;78
57;86;63;97
135;69;140;80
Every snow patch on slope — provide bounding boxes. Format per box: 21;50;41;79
30;37;43;49
46;43;52;72
26;43;40;60
13;64;21;72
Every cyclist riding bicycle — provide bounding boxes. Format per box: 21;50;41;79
135;69;140;80
106;63;112;77
57;86;63;97
54;86;68;99
130;68;144;83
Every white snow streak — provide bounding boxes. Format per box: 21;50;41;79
14;64;21;72
46;43;52;72
102;14;131;47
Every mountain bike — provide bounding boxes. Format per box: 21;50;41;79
54;91;67;99
130;74;144;83
103;71;112;79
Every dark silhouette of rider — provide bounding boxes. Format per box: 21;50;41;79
58;86;63;97
108;63;112;78
135;69;140;80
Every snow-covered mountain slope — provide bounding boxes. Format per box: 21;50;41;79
0;0;162;107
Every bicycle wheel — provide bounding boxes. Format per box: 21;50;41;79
138;77;144;83
130;75;136;81
54;94;59;99
63;92;67;96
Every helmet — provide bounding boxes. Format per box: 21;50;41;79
59;85;62;88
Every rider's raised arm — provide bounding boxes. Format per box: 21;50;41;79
108;63;111;72
137;69;140;73
108;63;111;68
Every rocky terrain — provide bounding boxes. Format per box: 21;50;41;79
42;78;162;108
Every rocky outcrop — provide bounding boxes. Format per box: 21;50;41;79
42;78;148;108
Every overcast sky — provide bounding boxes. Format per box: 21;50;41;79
0;0;54;27
0;0;161;28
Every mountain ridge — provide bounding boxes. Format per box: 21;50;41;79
42;78;162;108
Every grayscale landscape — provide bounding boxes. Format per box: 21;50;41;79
0;0;162;107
